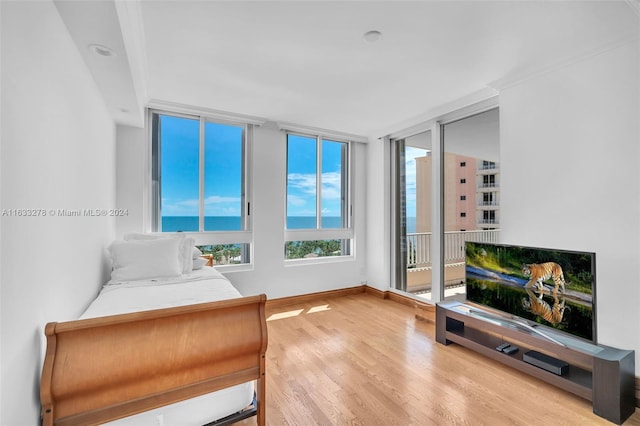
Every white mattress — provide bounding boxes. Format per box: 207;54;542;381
80;267;243;320
80;267;255;426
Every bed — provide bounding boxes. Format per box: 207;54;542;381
39;234;267;426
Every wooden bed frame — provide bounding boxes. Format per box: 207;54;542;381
40;294;268;426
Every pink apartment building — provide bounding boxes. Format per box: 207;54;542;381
409;153;499;294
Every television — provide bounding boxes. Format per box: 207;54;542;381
464;242;596;344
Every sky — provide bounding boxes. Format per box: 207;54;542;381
286;134;344;221
160;115;345;221
160;115;243;217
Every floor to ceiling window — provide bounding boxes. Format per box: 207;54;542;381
391;130;432;299
391;103;499;303
442;108;500;301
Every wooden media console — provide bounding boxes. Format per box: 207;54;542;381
436;301;635;425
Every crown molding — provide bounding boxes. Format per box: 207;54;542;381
489;33;639;92
625;0;640;18
276;122;369;143
147;99;269;126
373;88;499;141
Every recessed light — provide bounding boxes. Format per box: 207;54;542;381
363;30;382;43
88;44;115;57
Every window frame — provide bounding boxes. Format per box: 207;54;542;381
149;108;254;269
284;131;354;262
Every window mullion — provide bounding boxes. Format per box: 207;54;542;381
316;137;322;229
242;125;249;231
199;117;205;232
343;142;349;229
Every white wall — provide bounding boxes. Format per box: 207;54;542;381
365;135;391;291
116;121;368;300
0;1;117;424
116;125;147;238
499;40;640;366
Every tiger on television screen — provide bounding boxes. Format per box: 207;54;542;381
521;262;566;294
522;288;566;325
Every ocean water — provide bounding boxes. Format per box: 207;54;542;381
162;216;417;233
162;216;240;232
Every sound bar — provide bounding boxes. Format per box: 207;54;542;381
523;350;569;376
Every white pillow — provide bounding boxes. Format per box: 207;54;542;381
108;238;183;282
192;257;208;270
124;233;194;274
193;246;203;259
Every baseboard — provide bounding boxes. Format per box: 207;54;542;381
265;285;366;309
363;287;436;322
363;285;387;299
265;285;424;308
267;285;436;322
414;300;436;323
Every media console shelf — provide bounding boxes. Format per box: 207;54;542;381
436;301;635;424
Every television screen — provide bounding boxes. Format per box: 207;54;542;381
465;242;596;343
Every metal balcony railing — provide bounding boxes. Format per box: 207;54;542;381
478;182;498;189
479;163;497;170
406;229;500;268
478;219;498;225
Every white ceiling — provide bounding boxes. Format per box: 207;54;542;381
54;0;639;137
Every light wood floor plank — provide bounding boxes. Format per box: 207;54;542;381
241;293;639;425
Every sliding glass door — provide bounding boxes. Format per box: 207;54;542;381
392;131;433;300
391;106;499;303
442;108;500;301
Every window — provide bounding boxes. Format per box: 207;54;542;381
460;178;466;184
151;110;252;265
482;210;496;223
460;161;466;167
285;133;351;260
483;192;495;206
460;195;466;201
482;174;496;188
460;212;466;217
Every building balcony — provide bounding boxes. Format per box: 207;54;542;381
406;229;500;268
478;218;499;225
405;229;500;296
478;201;499;208
476;167;499;175
477;182;499;189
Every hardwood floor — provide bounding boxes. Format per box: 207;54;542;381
242;293;640;425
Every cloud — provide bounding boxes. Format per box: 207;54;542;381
204;195;241;205
162;195;242;216
160;197;198;216
288;171;343;200
287;194;308;207
287;173;316;196
320;171;342;200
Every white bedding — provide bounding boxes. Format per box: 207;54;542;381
80;267;243;320
80;267;256;426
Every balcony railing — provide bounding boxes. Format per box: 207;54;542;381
478;182;498;189
406;229;500;268
478;219;498;225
